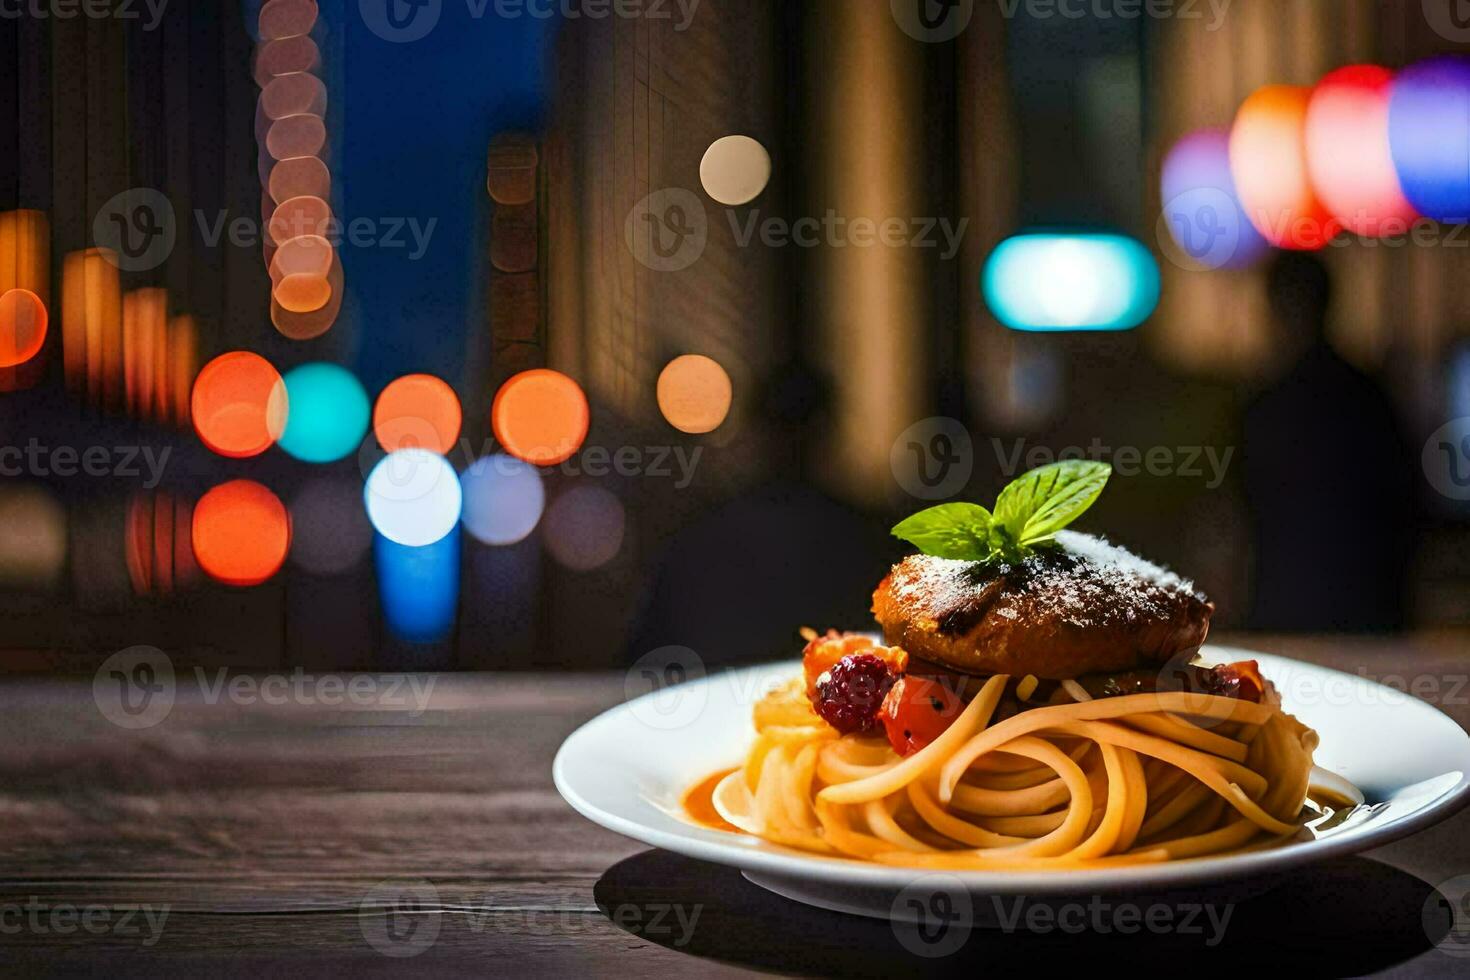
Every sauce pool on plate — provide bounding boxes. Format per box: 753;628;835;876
682;768;741;833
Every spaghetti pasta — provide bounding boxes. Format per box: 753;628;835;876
708;669;1344;869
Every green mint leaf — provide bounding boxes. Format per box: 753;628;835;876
891;503;994;560
993;460;1112;546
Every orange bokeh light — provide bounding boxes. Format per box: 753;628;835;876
374;373;463;454
0;288;47;367
1230;85;1337;250
191;351;287;458
491;369;590;466
657;354;733;434
274;272;332;313
192;480;291;587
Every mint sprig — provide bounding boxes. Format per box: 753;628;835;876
892;460;1112;563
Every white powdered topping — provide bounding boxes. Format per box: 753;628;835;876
887;554;980;612
887;532;1202;630
1053;531;1196;593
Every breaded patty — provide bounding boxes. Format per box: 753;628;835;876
871;531;1213;679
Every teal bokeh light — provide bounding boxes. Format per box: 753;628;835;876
278;362;370;463
983;233;1160;332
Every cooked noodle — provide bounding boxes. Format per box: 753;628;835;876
711;672;1348;868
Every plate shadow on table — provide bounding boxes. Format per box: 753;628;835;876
595;849;1453;977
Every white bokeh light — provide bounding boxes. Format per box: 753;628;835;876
364;449;462;547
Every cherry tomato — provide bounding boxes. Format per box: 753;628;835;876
880;676;962;757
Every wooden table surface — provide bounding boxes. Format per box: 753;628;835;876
2;634;1469;977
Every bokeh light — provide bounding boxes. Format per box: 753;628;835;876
1389;55;1470;224
656;355;733;433
375;530;459;644
365;449;463;547
0;287;47;367
491;369;590;466
1231;84;1335;249
982;233;1159;331
1305;65;1418;238
0;485;66;589
1159;128;1270;271
290;477;373;575
278;362;370;463
267;155;331;204
460;454;545;546
374;373;463;454
193;480;291;587
126;491;199;597
700;135;772;206
191;351;288;458
543;485;625;571
274;272;332;313
268;195;332;246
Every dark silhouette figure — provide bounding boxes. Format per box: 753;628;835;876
1243;252;1413;631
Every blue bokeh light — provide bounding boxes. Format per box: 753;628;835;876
982;233;1160;332
1389;55;1470;224
278;362;370;463
374;529;460;644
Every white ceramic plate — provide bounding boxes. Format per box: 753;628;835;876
555;647;1470;917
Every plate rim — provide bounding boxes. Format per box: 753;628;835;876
554;646;1470;894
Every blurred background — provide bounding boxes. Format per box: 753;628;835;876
0;0;1467;673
